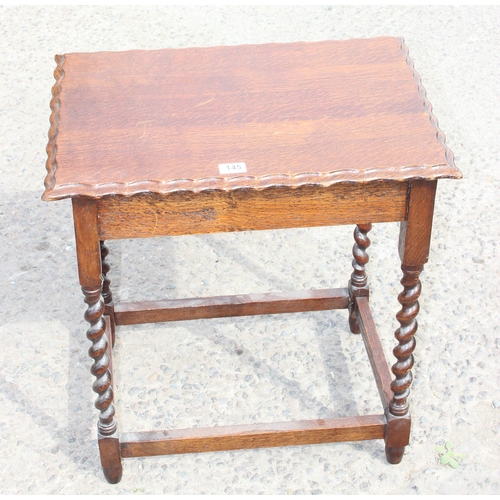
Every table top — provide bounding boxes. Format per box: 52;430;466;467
43;37;461;201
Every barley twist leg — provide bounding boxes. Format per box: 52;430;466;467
348;223;372;333
100;241;116;347
83;285;122;483
385;264;422;463
83;286;117;436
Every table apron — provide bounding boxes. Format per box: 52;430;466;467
96;181;408;239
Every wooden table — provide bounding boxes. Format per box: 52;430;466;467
42;37;461;483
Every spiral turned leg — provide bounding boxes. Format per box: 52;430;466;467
348;223;372;334
385;264;422;464
100;241;116;347
83;286;116;435
82;285;122;483
100;241;112;306
389;265;421;416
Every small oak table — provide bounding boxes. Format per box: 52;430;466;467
43;37;461;483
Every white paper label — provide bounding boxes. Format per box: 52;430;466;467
218;162;247;174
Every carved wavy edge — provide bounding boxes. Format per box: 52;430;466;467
42;39;462;202
44;54;65;195
398;37;462;180
42;164;460;201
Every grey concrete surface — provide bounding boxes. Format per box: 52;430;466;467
1;5;499;494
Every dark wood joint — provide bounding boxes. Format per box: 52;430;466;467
104;303;115;316
98;433;123;484
384;412;411;448
384;412;411;464
349;287;370;299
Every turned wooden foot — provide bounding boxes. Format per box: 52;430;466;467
102;466;123;484
99;433;123;484
348;223;372;333
385;446;405;464
103;467;123;484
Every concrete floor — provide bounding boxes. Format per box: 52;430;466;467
1;5;499;494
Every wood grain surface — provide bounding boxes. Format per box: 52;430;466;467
114;288;349;325
43;37;461;201
72;198;101;287
120;415;386;457
398;179;437;266
356;296;393;409
97;181;408;239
